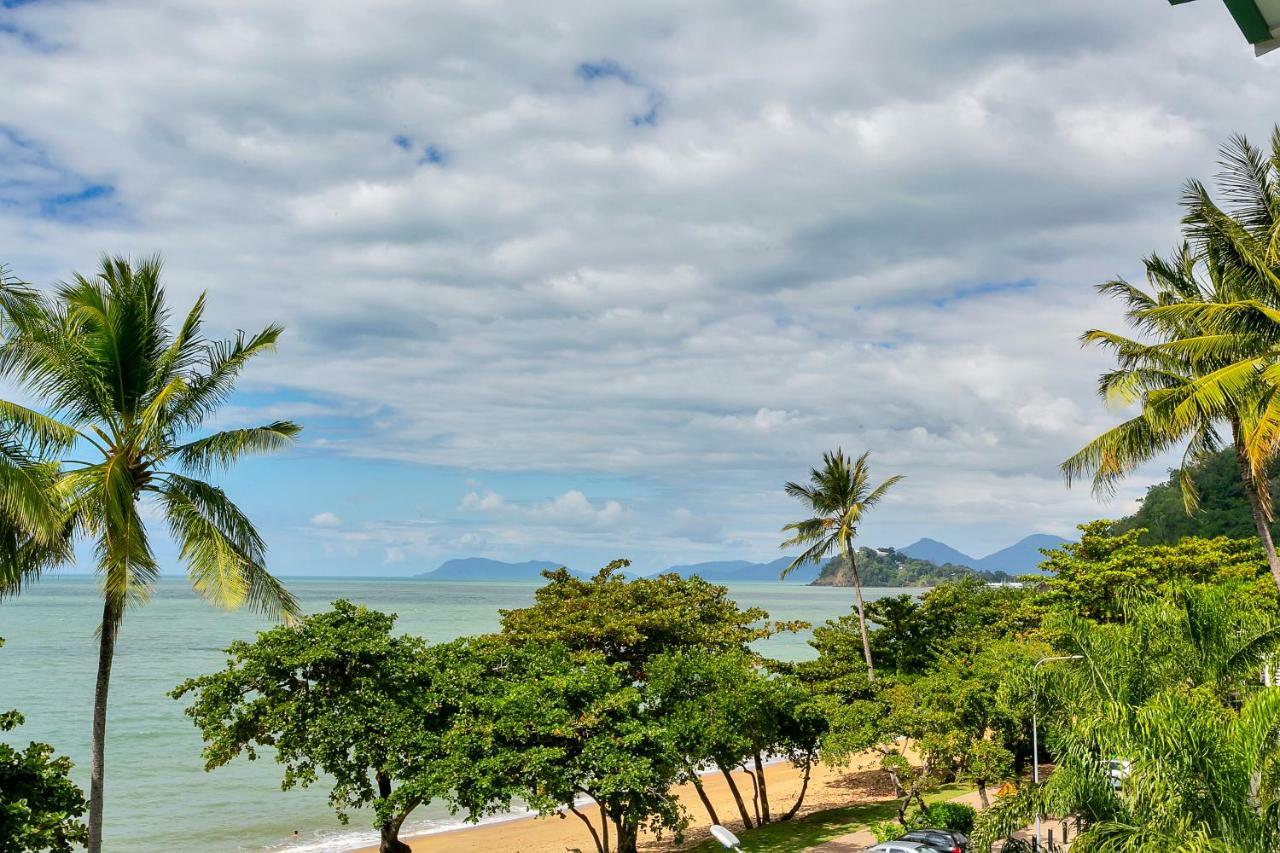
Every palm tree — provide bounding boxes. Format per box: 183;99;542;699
0;256;301;853
0;266;73;593
781;449;902;682
1061;242;1280;591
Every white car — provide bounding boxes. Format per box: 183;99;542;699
864;843;935;853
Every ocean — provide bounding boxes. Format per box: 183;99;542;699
0;577;921;852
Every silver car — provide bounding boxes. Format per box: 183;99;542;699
864;843;935;853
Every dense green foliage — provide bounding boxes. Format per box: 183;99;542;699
972;586;1280;852
811;547;1013;587
172;602;446;853
1037;521;1274;621
0;639;86;853
1114;447;1280;544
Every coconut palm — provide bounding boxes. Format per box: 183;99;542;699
0;256;301;853
1061;241;1280;591
780;449;902;682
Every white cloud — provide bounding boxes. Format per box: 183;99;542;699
0;0;1273;563
309;511;342;528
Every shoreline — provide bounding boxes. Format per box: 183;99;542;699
350;752;893;853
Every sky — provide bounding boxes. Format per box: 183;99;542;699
2;1;1279;577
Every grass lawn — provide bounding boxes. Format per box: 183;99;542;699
680;782;973;852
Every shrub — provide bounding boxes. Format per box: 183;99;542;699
924;802;977;834
869;819;906;842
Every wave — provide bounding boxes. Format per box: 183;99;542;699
257;803;549;853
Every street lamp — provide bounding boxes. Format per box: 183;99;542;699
1032;654;1083;850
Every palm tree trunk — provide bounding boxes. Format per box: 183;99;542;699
87;597;121;853
848;546;876;682
1233;422;1280;592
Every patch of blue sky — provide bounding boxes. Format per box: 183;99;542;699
0;126;118;222
391;135;445;166
930;278;1034;307
577;57;664;127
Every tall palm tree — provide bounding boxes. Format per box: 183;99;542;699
1061;242;1280;591
781;449;902;682
0;256;301;853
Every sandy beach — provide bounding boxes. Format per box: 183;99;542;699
356;752;895;853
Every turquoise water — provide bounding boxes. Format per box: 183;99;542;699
0;577;919;852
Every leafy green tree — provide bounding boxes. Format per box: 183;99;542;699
0;257;300;852
445;639;684;853
0;639;87;853
960;739;1014;810
780;449;903;681
1037;522;1274;622
498;560;794;677
647;649;825;831
172;602;455;853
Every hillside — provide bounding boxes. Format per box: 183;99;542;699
662;557;818;583
1113;448;1280;545
811;546;1014;587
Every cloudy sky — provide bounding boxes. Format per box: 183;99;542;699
2;0;1278;576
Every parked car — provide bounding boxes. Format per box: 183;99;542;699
864;843;935;853
898;828;968;853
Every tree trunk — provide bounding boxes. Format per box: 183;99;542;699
374;772;412;853
691;773;720;825
87;597;121;853
754;752;771;824
742;763;761;825
378;823;411;853
616;819;639;853
781;756;812;821
721;767;754;829
847;545;876;682
977;779;990;809
569;806;605;853
1234;425;1280;592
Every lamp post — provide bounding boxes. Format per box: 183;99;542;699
1032;654;1083;850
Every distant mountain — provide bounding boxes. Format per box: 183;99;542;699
417;558;570;581
974;534;1068;575
660;557;818;583
900;538;977;568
